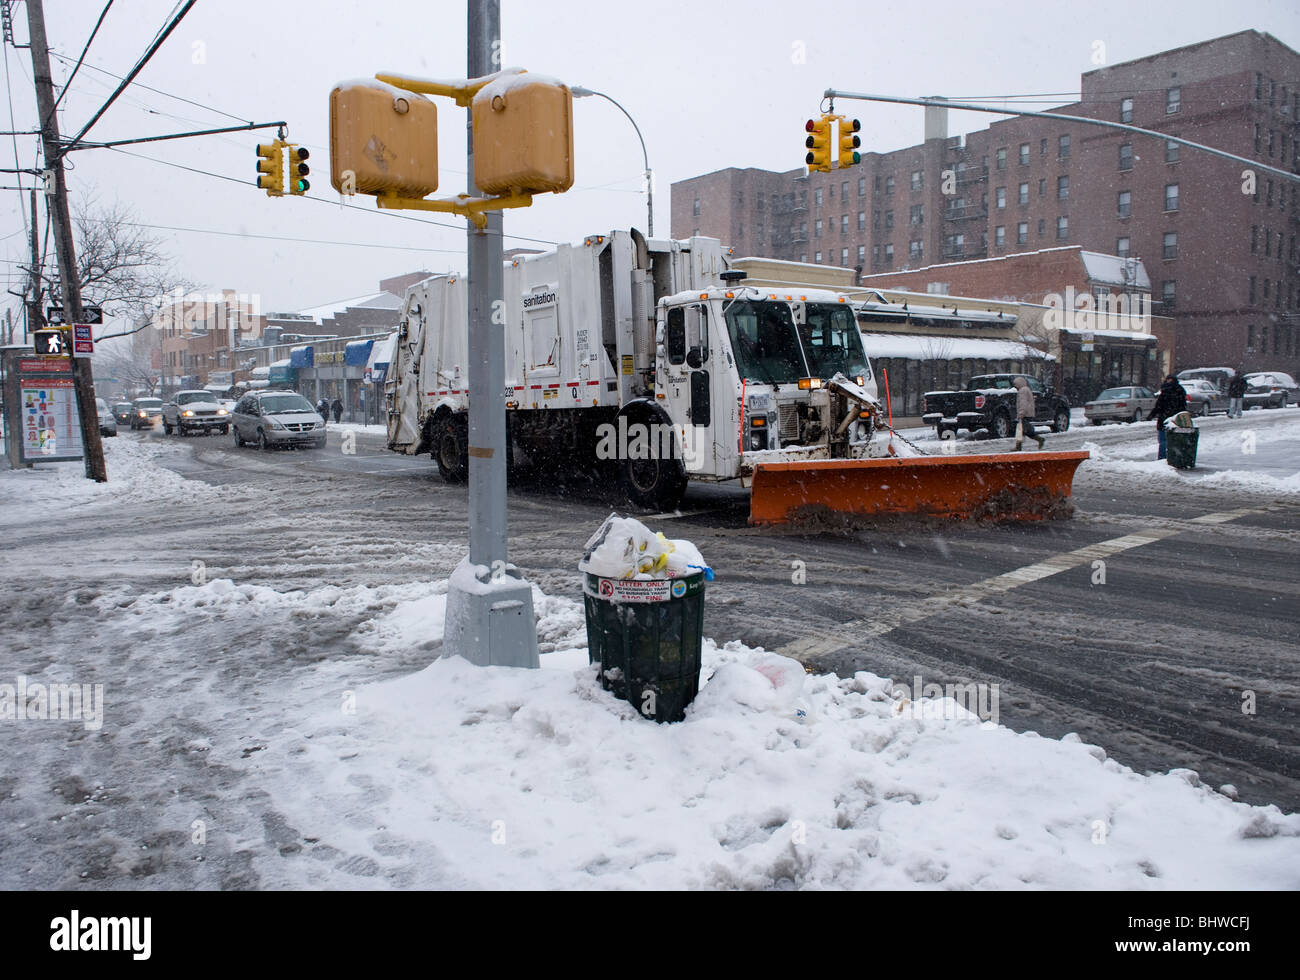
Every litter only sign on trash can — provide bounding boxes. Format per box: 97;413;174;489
579;514;710;723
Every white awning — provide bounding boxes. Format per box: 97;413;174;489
860;333;1055;362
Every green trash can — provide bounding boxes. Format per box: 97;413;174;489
583;572;706;723
1166;426;1199;469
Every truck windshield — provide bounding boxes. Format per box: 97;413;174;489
800;304;869;379
724;300;807;385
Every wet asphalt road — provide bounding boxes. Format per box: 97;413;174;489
146;421;1300;813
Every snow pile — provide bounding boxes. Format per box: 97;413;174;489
247;594;1300;890
0;436;220;525
1078;437;1300;495
578;513;709;580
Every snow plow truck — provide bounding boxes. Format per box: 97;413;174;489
384;229;1088;523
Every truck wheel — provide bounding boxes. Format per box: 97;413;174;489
1052;409;1070;433
619;454;686;512
990;411;1012;440
434;415;469;483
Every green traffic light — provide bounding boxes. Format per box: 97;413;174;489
294;179;310;193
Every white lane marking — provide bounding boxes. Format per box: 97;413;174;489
777;506;1266;662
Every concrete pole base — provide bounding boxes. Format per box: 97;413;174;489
442;558;540;669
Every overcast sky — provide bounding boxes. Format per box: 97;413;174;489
3;0;1298;329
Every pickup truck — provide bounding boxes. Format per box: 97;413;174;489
162;390;230;436
922;374;1071;439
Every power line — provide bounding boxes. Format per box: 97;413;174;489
49;48;251;124
101;217;467;254
63;0;197;154
47;0;113;121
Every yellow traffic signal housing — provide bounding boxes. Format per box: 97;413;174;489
471;73;573;196
287;145;310;195
256;141;284;196
838;117;861;168
805;116;832;173
329;81;439;198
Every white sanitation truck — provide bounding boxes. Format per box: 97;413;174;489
385;229;884;512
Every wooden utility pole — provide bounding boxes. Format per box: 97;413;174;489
26;187;40;342
26;0;106;481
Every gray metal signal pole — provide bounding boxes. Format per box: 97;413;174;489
442;0;539;669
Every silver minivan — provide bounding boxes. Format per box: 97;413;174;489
230;390;326;450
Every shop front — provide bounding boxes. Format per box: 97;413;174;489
1057;328;1158;406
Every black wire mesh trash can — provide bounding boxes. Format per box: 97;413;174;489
1166;427;1199;469
583;572;706;723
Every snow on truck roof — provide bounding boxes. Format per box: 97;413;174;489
659;286;854;307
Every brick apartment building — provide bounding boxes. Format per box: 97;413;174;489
671;30;1300;375
154;289;265;390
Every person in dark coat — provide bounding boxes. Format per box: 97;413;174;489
316;398;329;423
331;397;343;423
1227;370;1248;418
1147;375;1188;459
1012;376;1045;450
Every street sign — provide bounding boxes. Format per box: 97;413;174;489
72;324;94;357
46;305;103;325
33;328;67;357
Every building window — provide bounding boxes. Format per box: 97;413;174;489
841;214;849;234
1256;72;1263;100
1038;218;1045;237
857;244;865;265
874;175;881;193
1120;97;1133;123
1040;137;1047;156
1116;237;1130;258
815;188;823;208
815;218;823;238
872;245;880;264
1165;139;1179;163
828;184;834;201
910;170;923;191
1264;278;1271;299
1038;178;1046;198
1058;134;1070;160
1163;232;1177;259
841;247;849;265
996;148;1007;170
858;176;866;196
1019;143;1029;165
872;210;881;229
995;225;1006;247
909;240;923;260
1251;225;1258;254
857;211;866;231
1057;175;1069;200
1247;323;1255;349
1117;190;1131;217
885;176;895;195
1267;179;1273;206
1164;183;1179;211
1119;143;1133;170
1017;222;1028;245
1162;280;1176;306
909;204;924;225
995;187;1006;209
1166;87;1180;113
815;251;822;264
885;210;894;230
841;180;848;199
1249;276;1256;303
884;243;894;262
1018;182;1028;205
692;198;700;216
1056;216;1069;241
1265;230;1271;257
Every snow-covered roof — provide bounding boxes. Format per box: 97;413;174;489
269;358;292;369
860;333;1054;361
1080;251;1151;289
295;291;403;325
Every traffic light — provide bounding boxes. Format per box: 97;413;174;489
33;328;67;357
255;141;284;196
838;117;861;168
804;117;832;173
287;145;310;194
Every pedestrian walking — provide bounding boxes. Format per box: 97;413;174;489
1147;375;1188;459
1227;370;1248;418
316;397;329;423
1012;376;1045;450
331;397;343;424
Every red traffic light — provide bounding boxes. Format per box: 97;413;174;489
805;119;816;132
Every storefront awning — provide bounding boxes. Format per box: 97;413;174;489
289;345;314;368
344;339;374;366
1061;327;1155;344
268;358;295;383
250;365;270;380
859;332;1055;362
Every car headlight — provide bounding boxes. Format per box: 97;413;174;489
182;410;194;417
217;408;228;416
268;417;286;430
138;410;146;417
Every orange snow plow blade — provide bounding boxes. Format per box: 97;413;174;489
748;451;1090;526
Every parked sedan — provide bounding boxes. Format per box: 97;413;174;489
111;401;134;425
1243;372;1297;409
1084;385;1157;425
230;390;326;450
130;397;164;429
95;398;117;437
1180;379;1229;416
